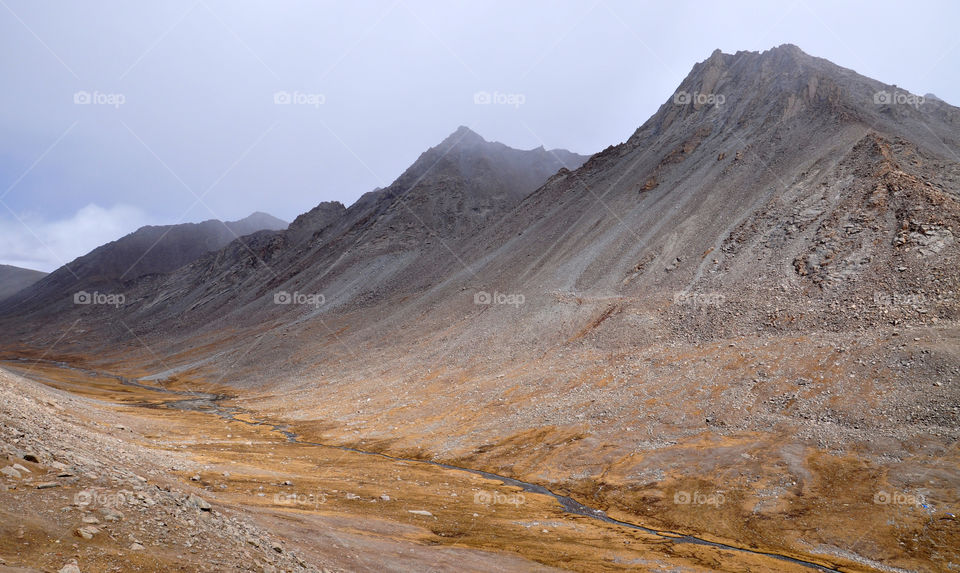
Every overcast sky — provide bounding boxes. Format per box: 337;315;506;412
1;0;958;271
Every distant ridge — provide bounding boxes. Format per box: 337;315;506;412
0;264;46;301
0;212;287;314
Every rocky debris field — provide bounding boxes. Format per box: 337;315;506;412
0;368;334;573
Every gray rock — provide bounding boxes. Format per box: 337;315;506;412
187;494;212;511
100;508;124;522
1;466;21;479
58;561;81;573
74;525;100;539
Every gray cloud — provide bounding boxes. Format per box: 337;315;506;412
0;203;148;271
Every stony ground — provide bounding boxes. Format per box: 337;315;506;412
3;320;957;572
0;367;336;573
4;363;844;572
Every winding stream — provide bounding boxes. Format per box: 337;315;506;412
6;358;841;572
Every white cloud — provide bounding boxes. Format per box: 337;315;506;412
0;204;149;272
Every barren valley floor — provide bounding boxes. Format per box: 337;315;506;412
1;353;956;572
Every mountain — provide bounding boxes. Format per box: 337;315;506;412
5;45;958;360
286;201;347;244
0;212;287;317
0;264;46;301
1;46;958;571
229;211;289;236
455;43;960;342
277;127;585;251
362;125;590;246
0;128;587;343
70;128;585;330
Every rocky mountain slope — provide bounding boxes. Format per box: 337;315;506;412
0;128;588;346
0;212;287;320
88;42;957;374
9;45;955;357
0;264;46;301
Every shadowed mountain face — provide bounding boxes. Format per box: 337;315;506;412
0;264;46;301
360;125;590;248
0;128;587;340
285;127;589;254
19;129;581;332
0;212;287;317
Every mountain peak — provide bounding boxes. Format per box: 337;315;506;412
688;44;817;87
0;209;294;313
0;264;47;301
230;211;288;231
627;43;932;149
765;43;806;56
287;201;347;243
438;125;487;149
